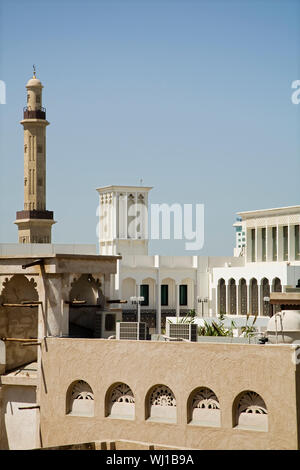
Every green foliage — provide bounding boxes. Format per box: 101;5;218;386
167;309;196;324
198;314;236;337
240;313;258;341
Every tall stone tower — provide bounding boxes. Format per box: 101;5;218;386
15;69;56;243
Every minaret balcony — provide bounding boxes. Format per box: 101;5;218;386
23;106;46;120
16;209;54;220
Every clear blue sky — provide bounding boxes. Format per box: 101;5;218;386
0;0;299;255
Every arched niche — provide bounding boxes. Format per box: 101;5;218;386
188;387;221;427
146;384;176;423
66;380;94;417
68;275;104;337
105;382;135;420
234;390;268;431
0;275;39;370
69;274;103;306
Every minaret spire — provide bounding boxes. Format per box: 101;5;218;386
14;72;56;244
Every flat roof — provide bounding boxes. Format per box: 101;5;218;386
237;205;300;219
0;253;121;261
96;185;153;193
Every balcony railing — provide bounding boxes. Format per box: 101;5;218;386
23;107;46;120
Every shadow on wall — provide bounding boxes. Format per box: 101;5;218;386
68;274;105;337
0;275;39;371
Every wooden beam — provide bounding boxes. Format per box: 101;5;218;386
1;303;40;308
67;304;102;308
21;259;44;269
1;337;38;342
18;405;40;410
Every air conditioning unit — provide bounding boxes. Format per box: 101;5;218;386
116;322;147;340
166;323;198;342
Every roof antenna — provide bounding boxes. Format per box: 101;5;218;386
33;64;36;79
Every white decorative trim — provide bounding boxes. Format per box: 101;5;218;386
150;386;176;407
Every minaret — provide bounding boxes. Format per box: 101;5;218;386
15;67;56;243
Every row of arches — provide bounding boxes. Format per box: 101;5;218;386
0;273;106;341
66;381;268;431
218;277;282;316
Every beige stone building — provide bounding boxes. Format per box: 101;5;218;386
0;253;121;449
0;252;300;450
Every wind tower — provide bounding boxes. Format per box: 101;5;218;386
15;67;56;243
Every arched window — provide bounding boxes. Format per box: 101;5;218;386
250;279;258;315
229;279;237;315
106;383;135;420
272;278;282;314
67;380;94;417
261;278;270;316
234;390;268;431
188;387;220;427
147;385;176;423
218;279;226;315
239;278;247;315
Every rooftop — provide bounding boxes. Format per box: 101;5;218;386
237;205;300;220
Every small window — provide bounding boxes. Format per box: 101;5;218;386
161;285;168;306
180;285;188;306
140;285;149;306
36;95;41;103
